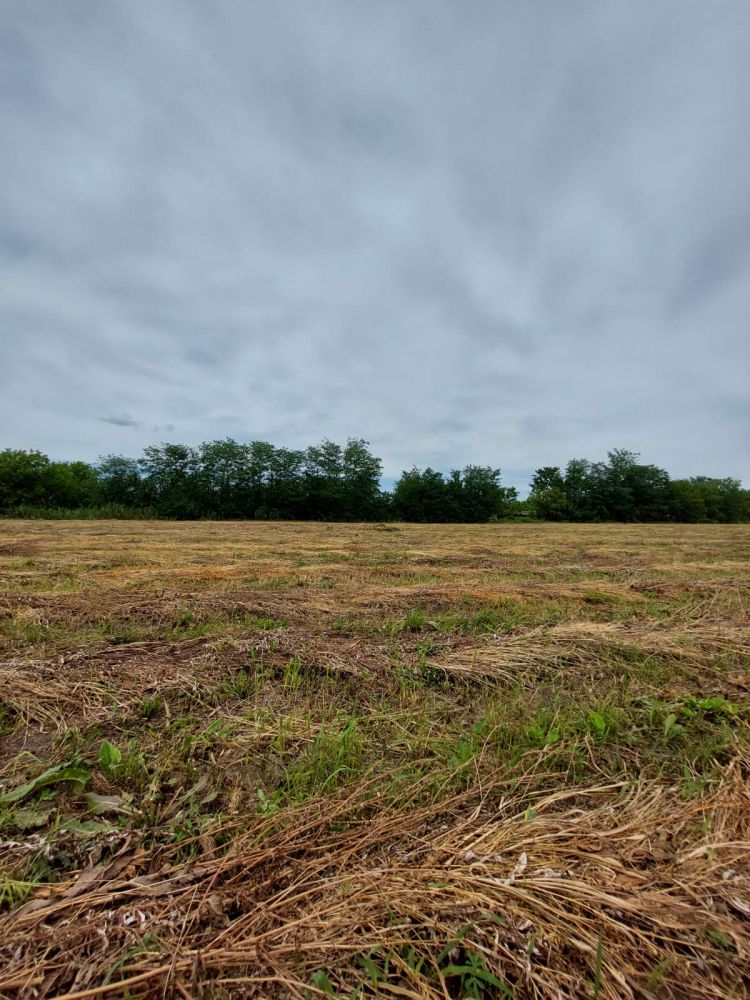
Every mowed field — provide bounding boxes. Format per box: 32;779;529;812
0;520;749;999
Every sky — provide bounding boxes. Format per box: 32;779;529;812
1;0;749;493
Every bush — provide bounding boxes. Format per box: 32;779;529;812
3;505;158;520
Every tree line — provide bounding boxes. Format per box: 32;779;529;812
0;441;747;523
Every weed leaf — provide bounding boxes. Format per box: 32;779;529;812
0;763;91;804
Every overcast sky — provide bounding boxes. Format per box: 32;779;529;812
1;1;749;491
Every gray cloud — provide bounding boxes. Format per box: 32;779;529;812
99;415;142;429
1;0;749;493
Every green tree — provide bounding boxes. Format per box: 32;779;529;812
624;461;671;520
304;440;344;519
96;455;142;508
444;469;465;521
529;466;568;520
341;438;382;520
199;439;253;518
265;447;306;519
392;467;448;522
459;465;515;521
246;441;275;516
669;477;750;523
139;444;201;518
0;449;55;510
563;459;596;521
49;461;99;508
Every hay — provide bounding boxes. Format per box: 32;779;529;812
1;770;748;998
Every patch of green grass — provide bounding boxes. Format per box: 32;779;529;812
412;645;450;688
97;738;150;791
0;615;54;645
258;575;306;591
138;694;164;719
385;599;575;637
220;669;252;699
107;632;139;646
242;614;286;630
400;609;427;633
282;655;305;690
390;573;440;586
283;716;364;801
166;608;287;641
582;589;615;605
0;877;41;911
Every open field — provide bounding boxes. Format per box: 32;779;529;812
0;519;749;999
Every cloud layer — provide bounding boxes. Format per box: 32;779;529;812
1;0;749;490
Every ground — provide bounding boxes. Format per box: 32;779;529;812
0;519;748;999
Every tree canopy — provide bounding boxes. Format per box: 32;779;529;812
527;450;748;523
0;442;747;522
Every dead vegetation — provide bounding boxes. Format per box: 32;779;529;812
0;520;748;998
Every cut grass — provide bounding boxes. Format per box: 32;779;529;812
0;519;748;997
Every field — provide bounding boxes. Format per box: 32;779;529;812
0;520;749;999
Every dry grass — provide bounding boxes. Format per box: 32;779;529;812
0;520;748;998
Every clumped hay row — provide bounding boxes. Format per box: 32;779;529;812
0;627;395;741
1;770;748;998
435;618;750;685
